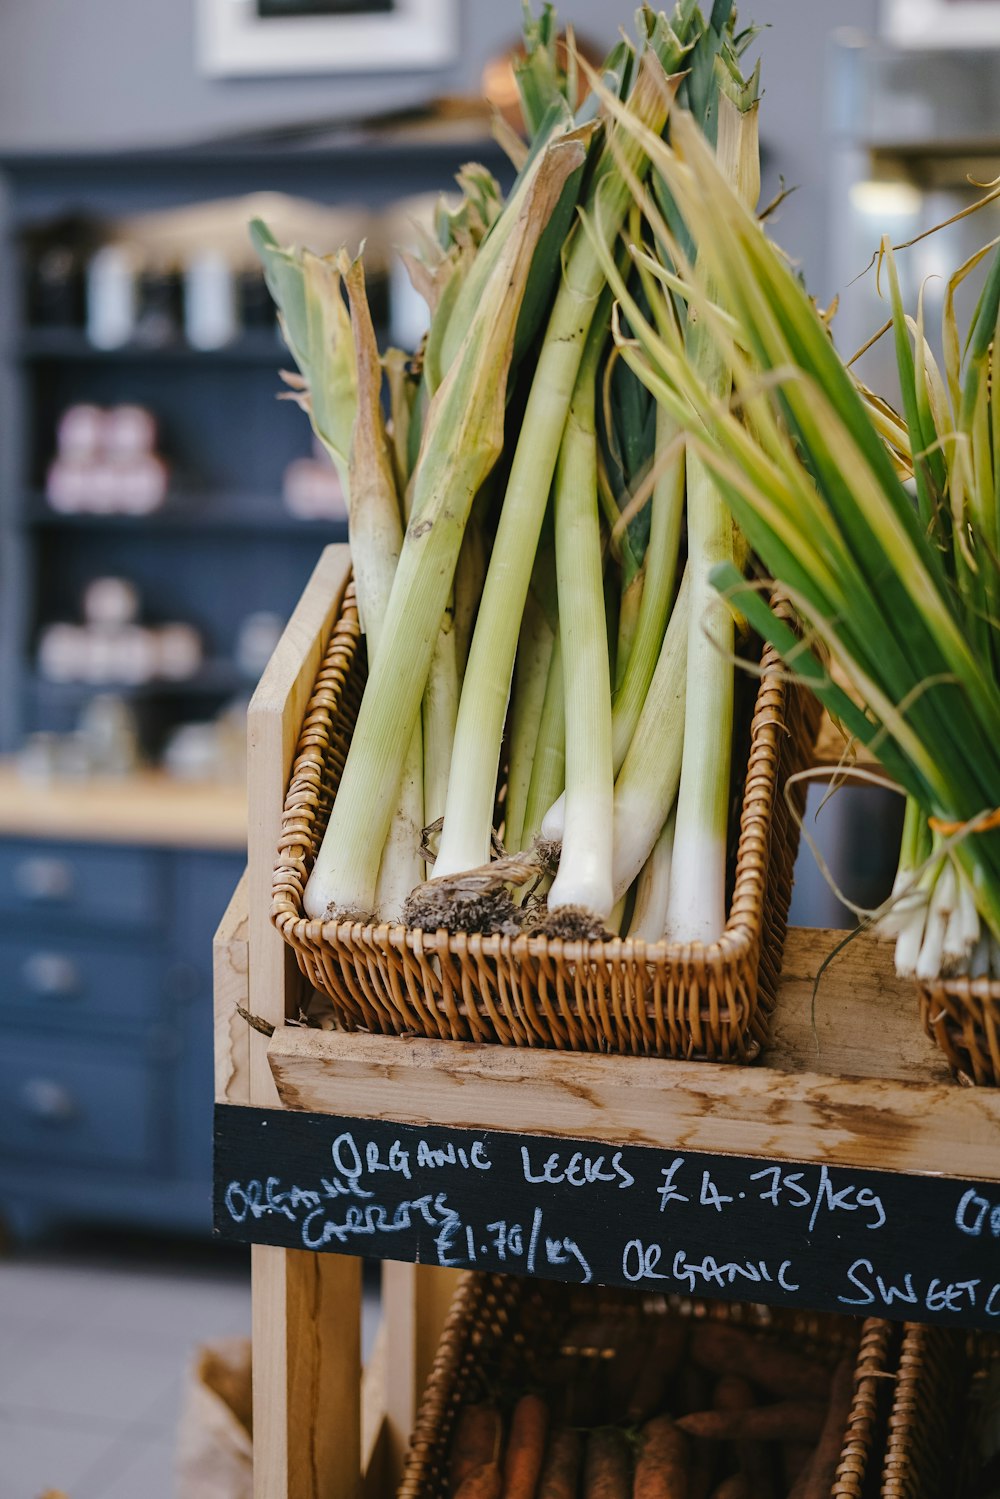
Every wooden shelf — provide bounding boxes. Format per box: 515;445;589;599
27;660;249;700
0;762;246;848
25;492;347;539
264;925;991;1178
15;329;286;364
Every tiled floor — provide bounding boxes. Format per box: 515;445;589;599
0;1230;252;1499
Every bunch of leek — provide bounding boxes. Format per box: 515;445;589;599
254;1;766;947
594;94;1000;980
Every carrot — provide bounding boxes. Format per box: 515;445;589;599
605;1340;651;1424
627;1322;690;1425
633;1414;690;1499
503;1394;550;1499
781;1446;813;1490
788;1356;853;1499
710;1479;751;1499
677;1362;713;1417
690;1327;830;1403
688;1448;717;1499
451;1405;504;1494
675;1404;826;1445
584;1429;630;1499
712;1376;773;1499
455;1462;503;1499
538;1427;583;1499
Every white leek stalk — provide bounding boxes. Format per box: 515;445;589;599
341;257;425;918
505;593;555;856
547;334;615;923
522;632;565;855
421;602;459;831
542;401;684;843
665;87;760;946
612;568;690;901
628;810;676;941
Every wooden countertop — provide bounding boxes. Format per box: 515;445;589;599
0;763;246;850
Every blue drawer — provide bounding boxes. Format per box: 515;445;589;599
0;934;163;1029
0;1034;156;1169
0;840;162;931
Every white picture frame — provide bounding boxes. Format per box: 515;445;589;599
198;0;458;77
883;0;1000;47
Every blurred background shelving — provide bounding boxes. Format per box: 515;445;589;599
0;128;510;1241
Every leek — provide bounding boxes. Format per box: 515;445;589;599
546;314;615;927
431;41;684;890
302;131;588;921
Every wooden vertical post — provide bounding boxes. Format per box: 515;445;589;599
381;1263;462;1488
246;545;362;1499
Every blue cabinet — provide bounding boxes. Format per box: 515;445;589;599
0;835;244;1238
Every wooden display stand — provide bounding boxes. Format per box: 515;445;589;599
214;545;1000;1499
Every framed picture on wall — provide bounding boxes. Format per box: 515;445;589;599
883;0;1000;46
198;0;457;76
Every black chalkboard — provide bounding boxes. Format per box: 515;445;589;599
214;1104;1000;1329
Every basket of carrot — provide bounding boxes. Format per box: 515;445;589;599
400;1274;898;1499
262;1;821;1060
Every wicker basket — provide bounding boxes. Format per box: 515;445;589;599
400;1272;897;1499
918;976;1000;1087
880;1325;1000;1498
272;582;821;1058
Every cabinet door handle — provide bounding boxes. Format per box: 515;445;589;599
14;856;75;902
18;1077;78;1123
21;952;80;998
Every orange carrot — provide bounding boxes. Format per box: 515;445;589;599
584;1429;630;1499
676;1404;826;1445
503;1394;549;1499
455;1462;504;1499
710;1478;751;1499
633;1414;690;1499
690;1328;830;1403
782;1446;813;1490
788;1356;853;1499
451;1405;504;1495
627;1322;690;1425
712;1375;773;1499
538;1427;583;1499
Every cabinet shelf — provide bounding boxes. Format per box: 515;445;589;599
28;660;249;700
15;329;287;365
25;492;347;539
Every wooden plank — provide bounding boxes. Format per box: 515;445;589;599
381;1264;461;1491
767;926;952;1084
252;1245;362;1499
266;927;1000;1182
244;543;359;1499
361;1321;389;1499
246;541;350;1108
213;869;250;1106
218;1102;1000;1329
0;763;246;848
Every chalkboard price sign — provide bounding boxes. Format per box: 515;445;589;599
214;1104;1000;1328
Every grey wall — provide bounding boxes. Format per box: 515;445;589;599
0;0;877;289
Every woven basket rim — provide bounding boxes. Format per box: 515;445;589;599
272;577;796;968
